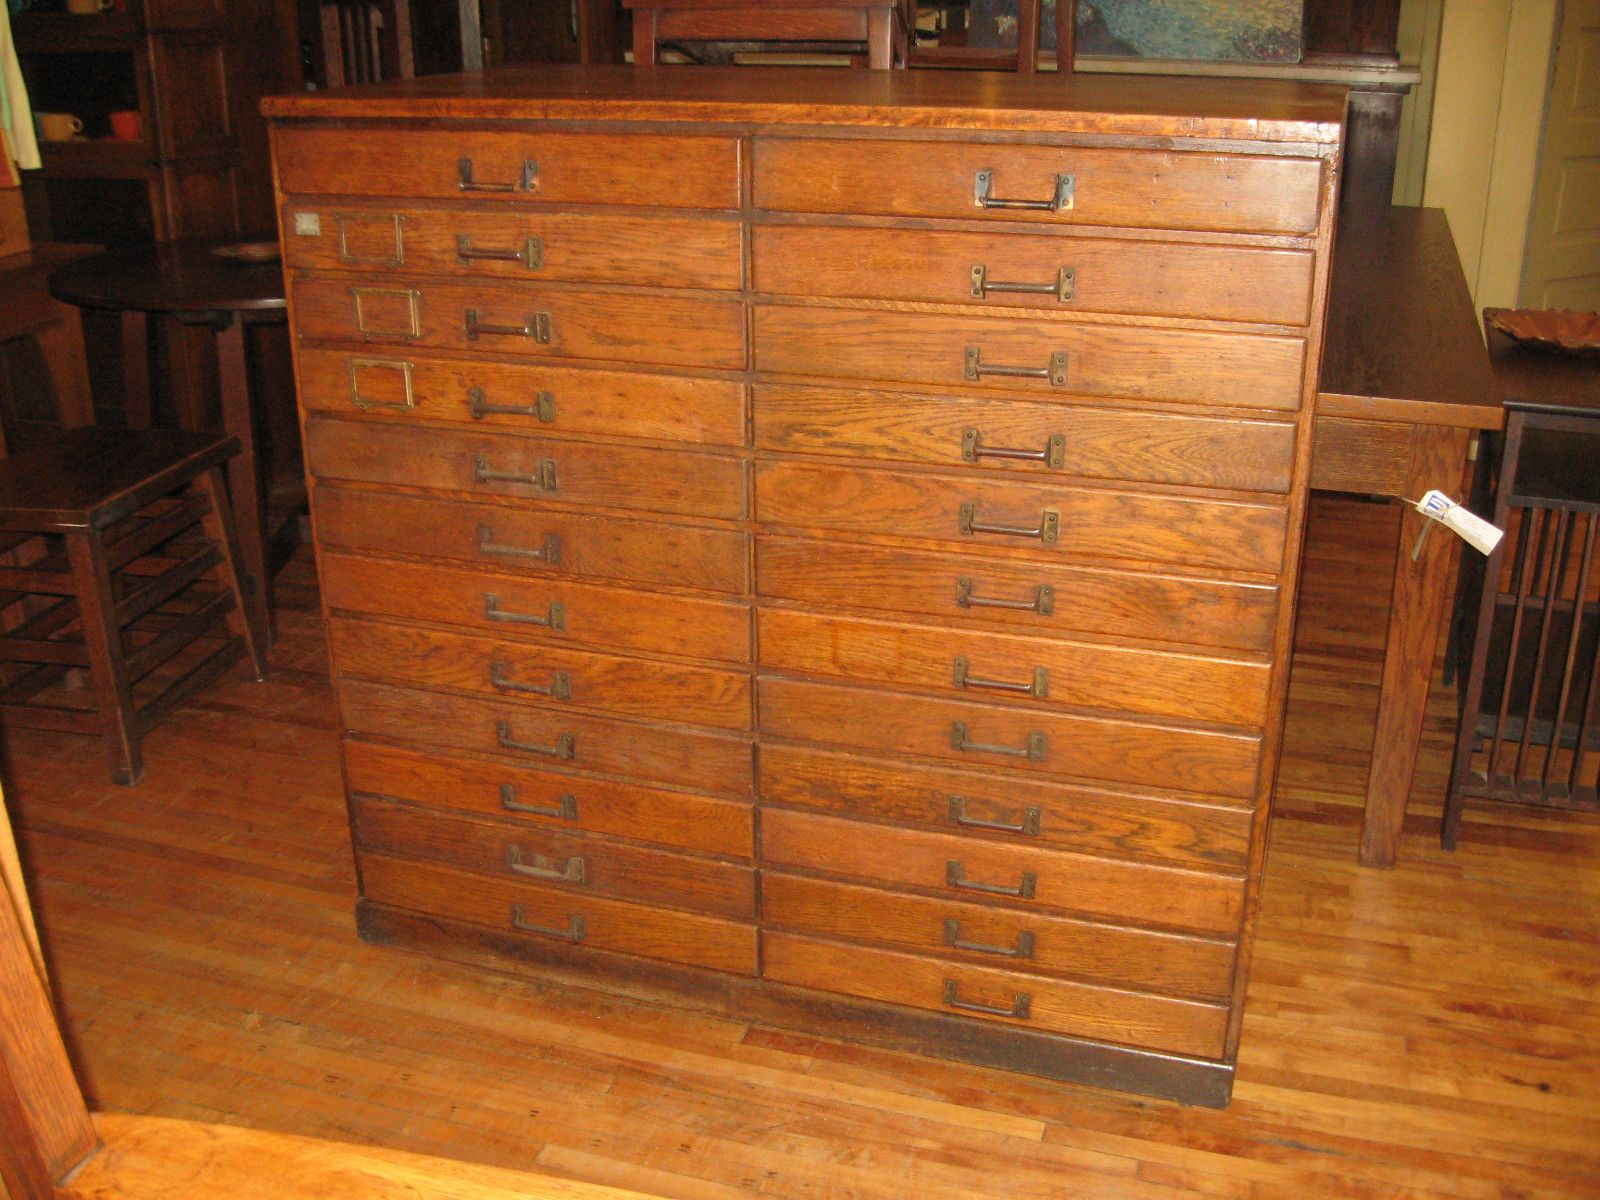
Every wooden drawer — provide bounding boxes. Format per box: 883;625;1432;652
752;137;1322;235
352;797;755;919
757;608;1268;728
341;680;753;795
762;873;1235;999
275;126;741;210
292;277;746;371
753;384;1297;494
306;417;746;521
314;487;747;594
346;738;754;859
759;677;1262;799
755;460;1288;575
283;205;742;290
762;933;1228;1058
329;617;752;731
298;347;745;447
320;552;751;665
754;306;1306;410
360;853;757;976
760;807;1244;935
758;743;1252;872
756;536;1279;653
752;226;1314;325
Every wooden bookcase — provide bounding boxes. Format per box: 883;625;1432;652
12;0;244;245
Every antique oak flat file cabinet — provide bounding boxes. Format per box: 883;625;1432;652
265;66;1345;1107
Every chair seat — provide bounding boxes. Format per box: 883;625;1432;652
0;427;239;533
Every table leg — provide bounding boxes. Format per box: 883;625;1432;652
1359;424;1473;867
119;310;152;429
35;303;93;428
214;318;273;644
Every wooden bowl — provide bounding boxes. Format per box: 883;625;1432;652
1488;308;1600;355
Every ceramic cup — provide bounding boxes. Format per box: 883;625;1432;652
35;113;85;142
65;0;115;13
108;110;143;141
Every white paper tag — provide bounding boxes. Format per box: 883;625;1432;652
292;211;321;237
1415;490;1504;556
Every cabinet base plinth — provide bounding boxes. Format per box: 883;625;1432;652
356;899;1235;1108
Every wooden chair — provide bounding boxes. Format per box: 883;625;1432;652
627;0;913;68
0;427;268;786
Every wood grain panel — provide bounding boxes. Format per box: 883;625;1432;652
1308;416;1414;496
275;126;741;209
328;617;753;731
760;807;1244;934
756;607;1269;727
762;933;1229;1058
341;680;753;795
344;739;751;861
358;854;758;975
754;383;1297;493
306;417;747;520
753;305;1306;409
292;277;746;370
755;460;1288;573
759;677;1263;798
283;205;742;289
752;225;1315;325
755;536;1280;652
757;742;1252;870
297;347;746;447
351;798;756;918
314;487;748;594
319;552;752;664
762;872;1235;998
752;137;1322;235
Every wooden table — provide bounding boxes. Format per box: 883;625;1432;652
48;239;288;641
1310;203;1504;866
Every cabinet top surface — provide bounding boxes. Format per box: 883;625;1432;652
262;64;1346;144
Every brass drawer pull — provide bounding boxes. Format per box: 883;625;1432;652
475;455;557;491
942;978;1031;1020
964;347;1068;387
962;428;1065;469
469;388;554;422
484;594;566;629
496;720;575;760
944;918;1036;960
459;156;538;193
959;503;1058;543
973;169;1073;213
478;525;561;564
490;661;571;700
499;783;577;820
948;796;1041;836
956;577;1054;616
510;906;586;943
950;722;1046;762
946;859;1037;899
970;264;1075;303
954;657;1048;698
507;846;586;883
456;233;543;269
465;308;552;343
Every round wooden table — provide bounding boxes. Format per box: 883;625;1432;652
49;238;287;640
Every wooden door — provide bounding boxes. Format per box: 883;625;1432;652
1520;0;1600;309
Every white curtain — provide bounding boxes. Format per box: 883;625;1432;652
1;3;41;176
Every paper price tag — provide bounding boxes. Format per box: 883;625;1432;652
1415;490;1504;555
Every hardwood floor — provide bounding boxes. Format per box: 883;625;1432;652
5;493;1599;1200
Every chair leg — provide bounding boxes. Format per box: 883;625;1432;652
63;529;142;786
192;466;269;682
